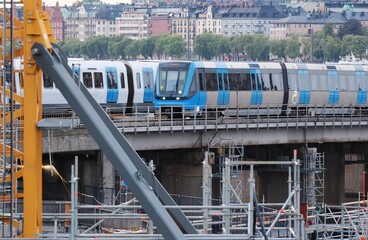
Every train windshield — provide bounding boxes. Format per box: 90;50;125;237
158;62;190;95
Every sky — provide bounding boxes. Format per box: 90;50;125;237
43;0;127;6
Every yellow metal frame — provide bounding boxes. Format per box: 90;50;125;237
0;0;56;237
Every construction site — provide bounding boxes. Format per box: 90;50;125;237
0;1;368;239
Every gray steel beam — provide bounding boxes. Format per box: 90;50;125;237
32;42;196;239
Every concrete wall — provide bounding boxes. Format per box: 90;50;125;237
41;142;368;206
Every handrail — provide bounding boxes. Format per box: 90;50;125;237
43;104;368;134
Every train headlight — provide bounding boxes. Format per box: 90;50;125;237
195;105;200;112
178;90;182;94
162;97;166;100
176;97;180;100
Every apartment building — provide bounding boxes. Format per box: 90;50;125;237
222;5;284;37
196;5;222;35
147;8;182;36
95;6;124;37
64;4;125;41
48;1;368;50
167;7;193;57
116;6;149;39
64;4;100;41
45;2;64;42
270;12;345;40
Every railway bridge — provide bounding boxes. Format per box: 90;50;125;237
40;107;368;207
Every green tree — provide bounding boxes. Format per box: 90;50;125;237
341;35;367;59
194;33;218;60
61;38;83;58
229;36;246;60
300;37;312;62
245;35;270;61
154;35;171;59
323;23;336;37
81;36;109;59
325;36;341;62
125;41;140;60
285;36;301;61
139;36;157;59
270;39;287;60
165;36;186;59
337;19;366;38
213;35;230;60
108;36;133;60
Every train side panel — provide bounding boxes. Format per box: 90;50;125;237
79;61;128;106
258;62;284;111
202;62;219;109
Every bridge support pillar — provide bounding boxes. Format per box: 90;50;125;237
100;151;115;205
322;143;345;205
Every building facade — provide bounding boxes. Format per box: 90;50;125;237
116;6;149;39
45;2;64;42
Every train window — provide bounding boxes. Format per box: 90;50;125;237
164;70;177;91
310;74;319;90
43;72;53;88
263;73;271;91
83;72;93;88
136;73;141;89
288;73;298;90
188;77;197;97
339;75;348;91
319;75;328;91
205;72;217;91
178;71;186;93
107;71;118;89
120;73;125;88
240;73;251;90
94;72;103;88
218;73;223;90
257;74;262;91
224;73;229;91
272;73;283;90
143;71;153;89
228;73;239;91
198;71;205;91
363;75;368;90
347;75;356;91
250;73;262;91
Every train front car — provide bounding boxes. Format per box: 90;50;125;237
154;61;203;116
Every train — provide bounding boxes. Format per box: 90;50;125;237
10;59;368;118
154;61;368;116
13;58;159;115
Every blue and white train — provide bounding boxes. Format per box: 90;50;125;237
154;61;368;115
14;59;159;114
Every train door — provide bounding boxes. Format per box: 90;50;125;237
298;69;310;104
216;69;229;105
143;67;154;103
105;67;119;103
196;68;207;107
250;69;262;105
328;69;339;104
356;70;367;104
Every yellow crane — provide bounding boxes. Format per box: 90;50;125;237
0;0;55;237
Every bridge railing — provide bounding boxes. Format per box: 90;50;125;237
45;104;367;133
106;104;368;133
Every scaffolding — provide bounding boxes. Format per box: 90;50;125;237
302;147;325;208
